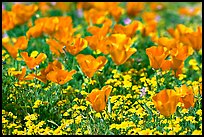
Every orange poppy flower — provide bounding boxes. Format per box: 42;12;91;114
46;38;64;56
141;21;157;37
86;35;110;55
87;18;112;38
108;34;137;65
12;67;35;81
34;60;63;83
12;4;38;25
112;21;142;38
46;67;76;85
2;36;28;59
20;52;47;70
175;85;195;109
178;7;200;16
14;36;28;50
84;8;107;25
170;43;192;69
26;23;44;39
2;42;18;59
184;26;202;51
86;85;112;112
65;37;88;55
108;6;123;22
167;24;194;43
146;46;170;70
126;2;145;17
152;89;180;117
76;54;107;78
156;37;177;50
2;10;15;32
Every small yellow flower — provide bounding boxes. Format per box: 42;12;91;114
196;109;202;116
192;130;202;135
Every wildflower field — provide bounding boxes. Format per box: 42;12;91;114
2;2;202;135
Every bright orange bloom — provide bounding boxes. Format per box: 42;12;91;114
20;52;47;70
146;46;170;70
86;19;112;54
152;89;180;117
12;67;35;81
86;85;112;112
170;43;192;77
108;34;137;65
84;8;107;25
76;54;107;78
2;10;15;32
126;2;145;17
46;38;64;56
34;60;62;83
2;36;28;59
112;21;142;38
2;42;18;59
156;37;177;50
65;37;88;55
141;21;157;37
27;16;74;40
46;67;76;85
184;26;202;51
178;7;200;16
12;4;38;25
14;36;28;50
175;85;195;109
167;24;193;43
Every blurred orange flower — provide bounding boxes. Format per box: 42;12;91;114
152;89;180;117
178;7;200;16
184;26;202;51
76;54;107;78
46;67;76;85
108;34;137;65
84;8;108;25
126;2;145;17
175;85;195;109
65;37;88;56
20;52;47;70
12;3;38;25
2;10;15;32
86;85;112;112
146;46;170;70
112;21;142;38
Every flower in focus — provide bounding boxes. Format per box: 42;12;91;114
46;67;76;85
65;37;88;55
20;51;47;70
108;34;137;65
146;46;171;70
152;89;180;117
76;54;107;78
34;60;63;83
175;85;195;109
86;85;112;112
